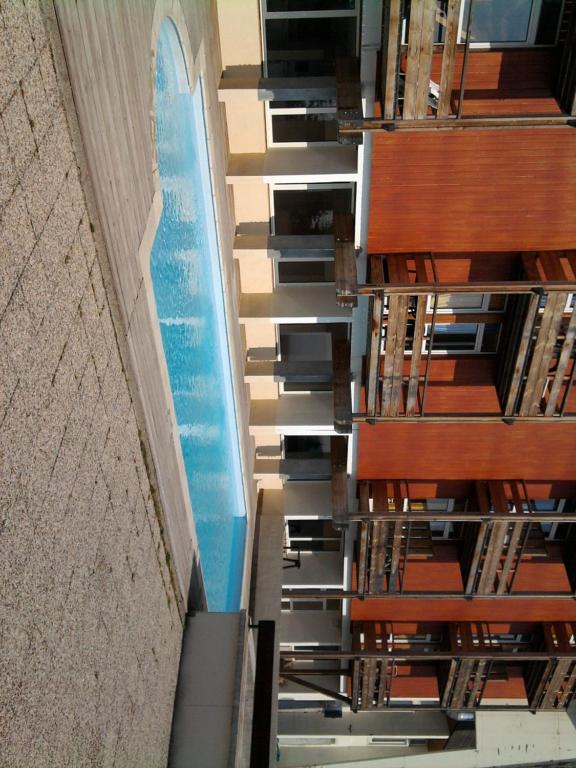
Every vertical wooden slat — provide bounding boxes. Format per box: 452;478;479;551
545;304;576;416
406;295;427;415
503;293;540;415
357;522;369;595
381;295;400;415
520;292;567;415
414;0;438;118
437;0;462;117
403;0;426;119
497;521;524;595
366;295;384;416
467;660;486;708
388;482;404;592
389;257;410;415
352;658;361;711
382;0;402;119
478;520;508;594
334;211;357;306
332;335;352;433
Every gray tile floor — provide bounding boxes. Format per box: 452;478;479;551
0;2;182;765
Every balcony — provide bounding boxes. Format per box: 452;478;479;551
346;252;576;422
279;620;576;712
349;480;576;600
354;0;576;137
348;620;576;712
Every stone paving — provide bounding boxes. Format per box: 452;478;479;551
0;1;183;765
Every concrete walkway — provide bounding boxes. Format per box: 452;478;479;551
0;1;183;765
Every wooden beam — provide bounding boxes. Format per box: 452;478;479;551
414;0;438;119
357;280;576;295
403;0;425;119
334;212;357;307
437;0;462;117
503;293;540;416
357;523;369;595
348;510;576;523
545;305;576;416
382;0;402;119
340;114;576;134
520;292;567;416
352;414;576;423
406;294;426;415
332;335;352;433
331;436;349;528
497;521;524;595
335;58;362;119
366;295;384;417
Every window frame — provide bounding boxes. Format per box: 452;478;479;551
425;292;506;314
403;0;565;49
422;322;500;354
284;516;342;552
260;0;361;148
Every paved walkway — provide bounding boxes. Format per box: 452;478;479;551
0;1;182;765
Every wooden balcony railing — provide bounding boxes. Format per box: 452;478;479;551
349;620;576;712
279;620;576;712
348;480;576;598
338;0;576;138
311;478;576;594
342;252;576;422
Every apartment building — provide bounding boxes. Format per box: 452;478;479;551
217;0;576;765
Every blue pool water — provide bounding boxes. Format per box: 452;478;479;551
151;18;246;611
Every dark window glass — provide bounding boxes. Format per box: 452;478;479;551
272;113;338;143
265;18;356;76
480;323;500;353
274;187;353;235
278;260;335;283
267;0;355;10
535;0;563;43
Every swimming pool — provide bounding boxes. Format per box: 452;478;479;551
151;18;246;611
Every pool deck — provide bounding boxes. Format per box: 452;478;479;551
0;0;254;765
51;0;255;606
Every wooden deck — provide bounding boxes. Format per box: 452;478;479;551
52;0;255;598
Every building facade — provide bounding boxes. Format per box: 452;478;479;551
217;0;576;765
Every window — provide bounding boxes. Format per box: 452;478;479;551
270;110;338;146
263;16;357;78
285;517;341;552
539;293;576;313
267;0;356;11
430;0;563;46
522;498;566;540
261;4;359;145
278;260;335;284
422;322;501;354
428;293;507;314
272;184;354;235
